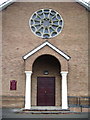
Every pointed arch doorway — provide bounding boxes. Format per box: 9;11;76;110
32;54;61;106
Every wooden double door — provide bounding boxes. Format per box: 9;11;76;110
37;77;55;106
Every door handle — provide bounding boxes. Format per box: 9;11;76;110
45;91;46;93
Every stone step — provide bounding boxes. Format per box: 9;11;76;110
16;110;80;114
23;109;70;111
14;108;80;114
22;106;69;111
30;111;79;114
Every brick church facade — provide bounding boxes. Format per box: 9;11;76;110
0;1;89;112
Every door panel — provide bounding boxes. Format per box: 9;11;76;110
37;77;55;106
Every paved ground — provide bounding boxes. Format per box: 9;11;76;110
0;108;90;120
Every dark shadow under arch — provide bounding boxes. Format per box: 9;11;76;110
31;54;62;106
32;54;61;74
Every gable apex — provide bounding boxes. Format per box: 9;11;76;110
23;41;71;60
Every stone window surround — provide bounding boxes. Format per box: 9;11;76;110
29;9;64;38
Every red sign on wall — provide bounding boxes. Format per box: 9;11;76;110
10;80;17;90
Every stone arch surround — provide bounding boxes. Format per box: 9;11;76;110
31;54;61;106
25;45;69;72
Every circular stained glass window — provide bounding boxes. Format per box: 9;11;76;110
29;9;64;38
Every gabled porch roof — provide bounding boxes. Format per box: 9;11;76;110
23;41;71;60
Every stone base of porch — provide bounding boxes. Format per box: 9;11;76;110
14;107;81;114
23;106;70;111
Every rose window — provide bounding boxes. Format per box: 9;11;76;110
29;9;64;38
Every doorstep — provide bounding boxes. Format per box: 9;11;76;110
24;106;70;111
12;106;82;114
14;109;80;114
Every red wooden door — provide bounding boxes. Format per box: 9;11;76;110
37;77;55;106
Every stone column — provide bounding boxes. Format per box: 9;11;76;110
61;71;68;109
25;71;32;109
